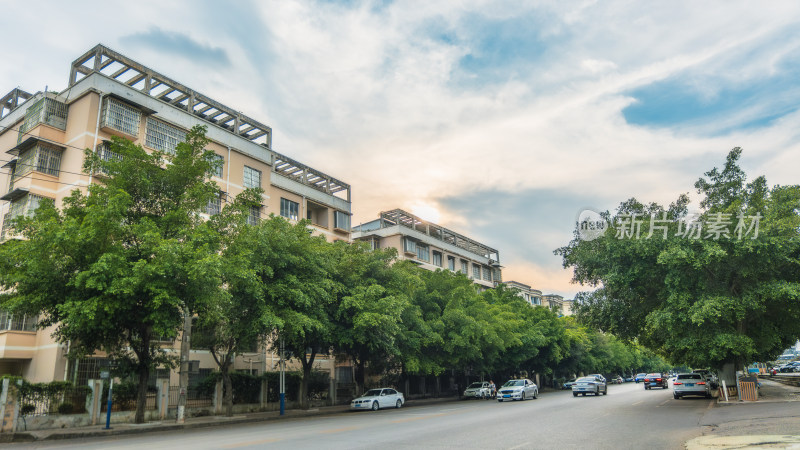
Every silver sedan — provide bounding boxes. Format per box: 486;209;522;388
497;379;538;402
572;376;608;397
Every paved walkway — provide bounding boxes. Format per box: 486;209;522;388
0;396;459;443
686;378;800;449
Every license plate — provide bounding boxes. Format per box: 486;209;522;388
650;382;657;386
504;394;511;398
686;383;694;387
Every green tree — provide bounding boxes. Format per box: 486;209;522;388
329;242;409;394
253;217;334;409
0;126;222;423
557;148;800;380
192;189;271;416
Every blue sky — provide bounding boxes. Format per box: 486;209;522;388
2;0;800;297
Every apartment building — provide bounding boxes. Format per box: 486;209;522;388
0;44;351;384
351;209;501;289
504;281;543;306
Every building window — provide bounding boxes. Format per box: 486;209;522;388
243;166;261;189
208;154;224;178
460;259;468;274
18;97;68;143
472;264;481;279
205;192;222;216
432;251;442;267
3;194;50;238
447;256;455;271
403;238;417;254
416;243;429;262
369;238;380;250
145;117;186;154
247;205;261;226
334;211;350;231
101;97;141;136
280;198;299;221
0;310;38;332
483;267;491;281
16;142;62;178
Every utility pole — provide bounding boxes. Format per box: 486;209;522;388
177;311;192;423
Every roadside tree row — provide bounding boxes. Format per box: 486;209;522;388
0;127;666;422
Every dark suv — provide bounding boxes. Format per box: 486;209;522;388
643;373;669;390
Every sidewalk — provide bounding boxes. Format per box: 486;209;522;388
716;377;800;405
1;396;460;443
686;378;800;449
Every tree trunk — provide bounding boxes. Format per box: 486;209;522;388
299;349;317;410
133;333;152;424
222;361;233;417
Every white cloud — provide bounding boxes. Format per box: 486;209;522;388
3;0;800;298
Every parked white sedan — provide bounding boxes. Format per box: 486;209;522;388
497;379;538;402
350;388;404;411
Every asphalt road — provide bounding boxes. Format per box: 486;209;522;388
4;382;743;449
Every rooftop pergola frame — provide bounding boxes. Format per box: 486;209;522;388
378;209;500;263
271;151;351;201
0;88;33;120
68;44;272;148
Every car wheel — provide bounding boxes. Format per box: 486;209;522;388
520;392;525;401
663;384;668;389
533;389;538;399
497;399;502;402
603;388;607;395
371;401;379;411
573;392;578;397
674;394;680;399
582;393;586;396
396;399;402;409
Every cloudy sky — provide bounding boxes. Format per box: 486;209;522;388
4;0;800;297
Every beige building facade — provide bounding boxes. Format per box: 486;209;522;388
351;209;502;289
0;44;351;385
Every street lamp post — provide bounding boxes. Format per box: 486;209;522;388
279;337;285;416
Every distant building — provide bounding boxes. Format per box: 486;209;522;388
504;281;543;306
351;209;502;289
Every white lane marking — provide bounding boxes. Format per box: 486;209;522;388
508;442;531;450
631;401;643;406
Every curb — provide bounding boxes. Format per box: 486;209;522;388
1;397;460;443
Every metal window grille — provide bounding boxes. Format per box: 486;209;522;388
101;97;141;136
473;264;481;278
448;256;455;271
14;143;62;178
248;205;261;225
461;260;468;273
0;310;38;331
209;154;224;178
483;267;490;281
243;166;261;189
35;143;62;176
280;198;298;220
334;211;350;231
206;193;222;216
145;117;186;154
95;142;122;176
17;98;68;143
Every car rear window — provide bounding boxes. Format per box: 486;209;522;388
677;374;702;380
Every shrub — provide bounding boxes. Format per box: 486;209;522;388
57;403;74;414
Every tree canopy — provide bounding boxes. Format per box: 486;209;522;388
557;148;800;373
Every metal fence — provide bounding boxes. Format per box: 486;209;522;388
100;391;157;412
167;386;213;408
19;386;90;416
